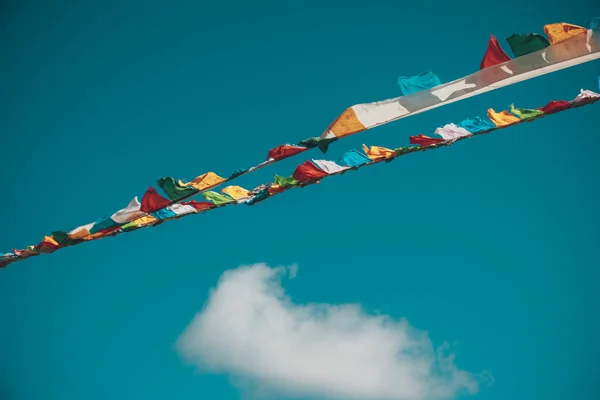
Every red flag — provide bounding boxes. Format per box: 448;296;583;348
182;200;216;211
267;145;308;161
140;187;171;213
539;100;570;114
410;134;445;147
292;161;329;182
480;36;511;69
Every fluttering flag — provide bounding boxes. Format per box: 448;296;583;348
539;100;570;114
457;117;496;133
338;150;371;167
571;89;600;106
311;159;351;174
267;144;309;161
202;191;235;205
480;36;511;69
179;172;225;191
110;197;145;224
434;124;472;140
505;33;550;57
410;134;445;147
157;177;199;201
361;145;396;161
398;70;441;95
510;104;544;119
292;161;329;182
221;186;250;200
140;187;171;213
544;22;587;44
487;108;521;127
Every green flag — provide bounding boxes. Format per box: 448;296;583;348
202;191;234;205
510;104;544;120
506;33;550;58
157;177;199;201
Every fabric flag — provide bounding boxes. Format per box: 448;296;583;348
157;177;199;201
457;116;496;133
434;123;472;140
202;191;234;205
398;70;441;95
544;22;587;45
246;186;271;206
361;145;396;161
589;18;600;29
297;137;337;153
110;197;145;224
168;203;197;217
89;218;119;234
51;231;70;245
86;225;122;240
312;159;351;174
410;134;445;147
571;89;600;106
268;185;287;195
179;172;225;191
394;147;415;156
505;33;550;57
292;161;329;182
229;168;248;179
151;208;178;220
487;108;521;127
274;175;300;187
480;36;511;69
37;236;59;253
140;187;171;213
121;215;157;231
222;186;250;200
510;104;544;119
338;150;371;167
68;223;95;239
539;100;570;114
267;144;308;161
182;200;216;212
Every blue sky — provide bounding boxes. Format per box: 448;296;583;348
1;1;599;399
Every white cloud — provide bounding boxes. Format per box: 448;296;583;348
176;263;483;400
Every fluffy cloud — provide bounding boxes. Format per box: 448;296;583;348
176;263;482;400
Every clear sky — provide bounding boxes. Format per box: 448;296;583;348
1;1;599;399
